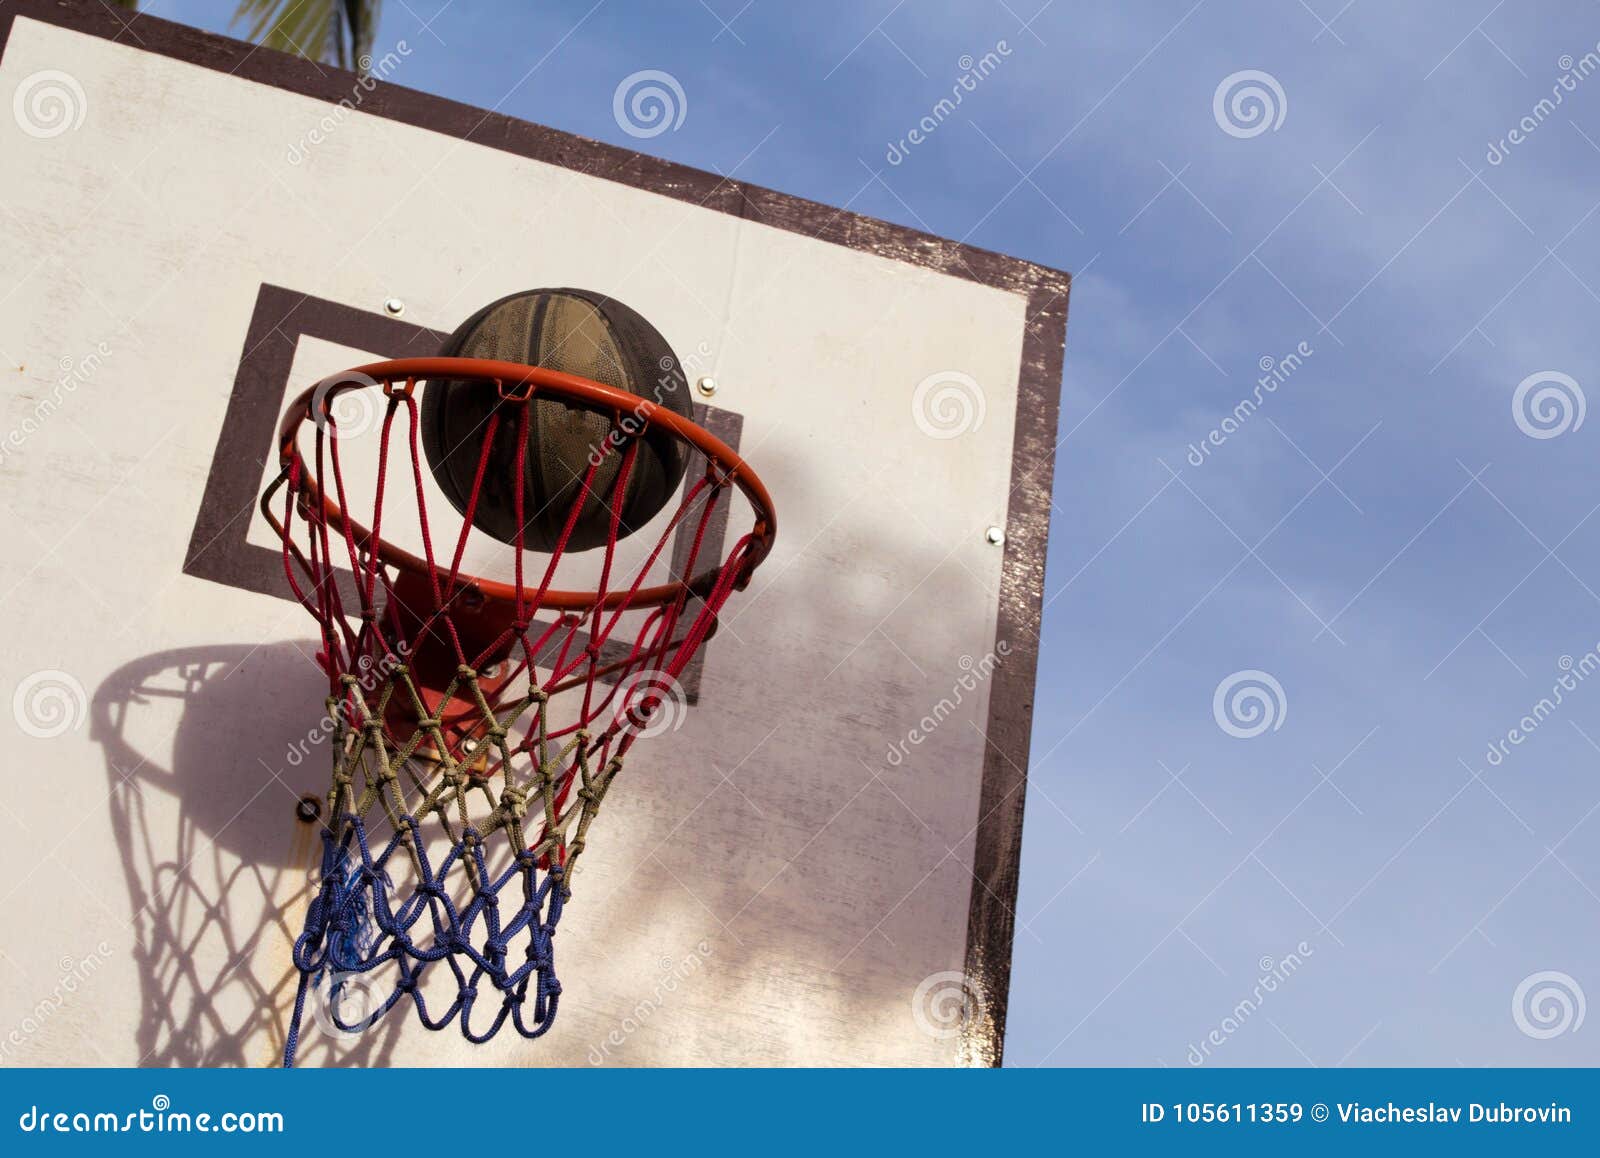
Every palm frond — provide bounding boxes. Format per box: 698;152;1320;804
231;0;383;73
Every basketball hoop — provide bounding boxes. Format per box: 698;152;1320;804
265;357;774;1066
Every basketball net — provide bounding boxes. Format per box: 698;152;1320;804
265;361;772;1066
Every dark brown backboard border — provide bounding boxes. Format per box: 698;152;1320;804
0;0;1071;1065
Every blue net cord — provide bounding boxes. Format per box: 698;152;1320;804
279;668;617;1068
281;814;568;1067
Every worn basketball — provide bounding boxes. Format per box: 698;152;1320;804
420;288;694;552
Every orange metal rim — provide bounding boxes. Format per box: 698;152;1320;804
272;357;777;611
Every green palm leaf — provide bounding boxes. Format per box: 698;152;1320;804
231;0;382;73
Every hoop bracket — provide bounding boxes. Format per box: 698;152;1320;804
496;375;537;403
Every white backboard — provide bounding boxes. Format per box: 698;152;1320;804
0;0;1069;1067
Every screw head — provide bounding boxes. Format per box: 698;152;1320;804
695;375;717;397
383;297;405;316
295;795;323;823
985;526;1006;546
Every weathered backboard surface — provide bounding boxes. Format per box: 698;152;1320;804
0;0;1068;1066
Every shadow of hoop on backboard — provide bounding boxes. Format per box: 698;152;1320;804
89;503;1008;1066
91;643;407;1067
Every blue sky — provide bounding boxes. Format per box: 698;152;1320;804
148;0;1600;1065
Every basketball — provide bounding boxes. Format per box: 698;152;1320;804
420;288;694;552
